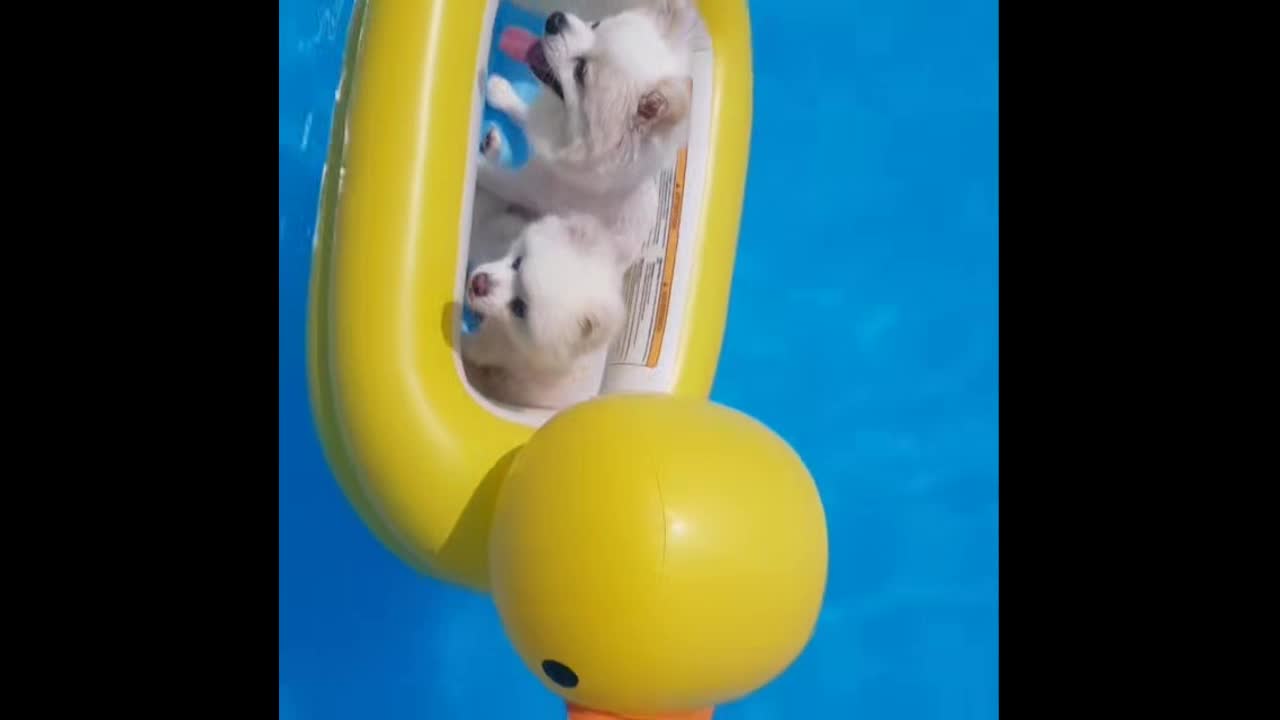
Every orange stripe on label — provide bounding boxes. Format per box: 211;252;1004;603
645;147;689;369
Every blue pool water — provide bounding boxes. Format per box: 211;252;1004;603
279;1;999;718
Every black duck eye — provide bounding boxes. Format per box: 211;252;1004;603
574;57;588;86
542;659;579;688
512;255;523;271
509;297;527;319
590;20;600;30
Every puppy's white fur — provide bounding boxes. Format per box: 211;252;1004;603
479;0;698;266
462;210;628;409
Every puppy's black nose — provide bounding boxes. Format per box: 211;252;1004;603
545;11;568;35
470;272;491;298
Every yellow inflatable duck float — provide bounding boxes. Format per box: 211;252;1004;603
490;394;828;719
307;1;828;717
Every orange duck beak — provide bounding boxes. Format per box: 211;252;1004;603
566;705;714;720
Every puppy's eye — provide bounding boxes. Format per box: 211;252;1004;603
574;58;588;86
509;297;527;319
512;256;523;271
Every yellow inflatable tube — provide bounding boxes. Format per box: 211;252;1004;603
308;0;752;591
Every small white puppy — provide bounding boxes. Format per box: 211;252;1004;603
480;0;698;263
462;209;628;409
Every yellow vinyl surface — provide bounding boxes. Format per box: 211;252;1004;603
307;0;753;591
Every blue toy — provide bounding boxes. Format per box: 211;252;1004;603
461;303;483;335
480;2;547;170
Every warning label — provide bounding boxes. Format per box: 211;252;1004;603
608;148;689;369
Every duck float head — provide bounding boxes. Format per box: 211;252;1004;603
489;394;829;720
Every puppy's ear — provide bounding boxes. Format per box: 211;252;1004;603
636;76;692;133
576;297;625;353
652;0;697;40
561;213;605;252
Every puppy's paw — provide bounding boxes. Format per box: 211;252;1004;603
486;76;523;114
480;126;504;161
459;331;483;364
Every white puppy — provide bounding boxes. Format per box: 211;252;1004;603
479;0;698;265
462;209;628;409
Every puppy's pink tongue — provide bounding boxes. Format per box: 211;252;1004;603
498;27;539;63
